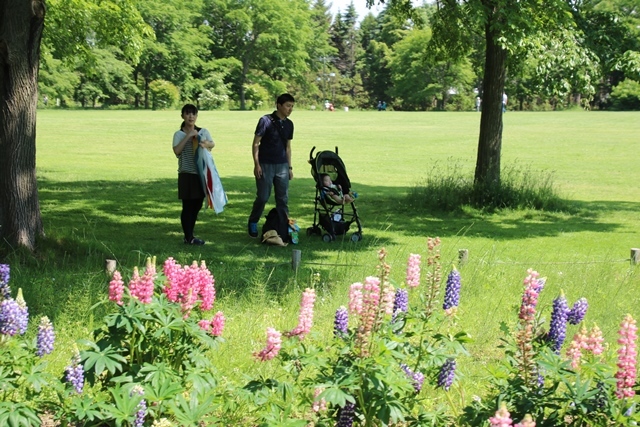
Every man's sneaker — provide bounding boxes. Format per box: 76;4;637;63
248;222;258;238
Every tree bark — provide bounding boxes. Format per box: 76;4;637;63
474;11;507;187
0;0;46;251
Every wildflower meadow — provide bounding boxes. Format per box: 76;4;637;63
1;238;637;426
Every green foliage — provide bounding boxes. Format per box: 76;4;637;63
149;79;180;110
610;79;640;110
408;160;571;213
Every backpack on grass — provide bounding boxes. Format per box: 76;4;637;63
261;207;291;245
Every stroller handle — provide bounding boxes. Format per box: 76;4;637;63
309;146;340;163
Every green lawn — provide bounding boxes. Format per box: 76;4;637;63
14;108;640;396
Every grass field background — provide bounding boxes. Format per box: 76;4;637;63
15;108;640;401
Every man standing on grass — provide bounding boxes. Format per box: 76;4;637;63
247;93;295;238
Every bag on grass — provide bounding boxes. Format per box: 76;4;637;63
262;207;291;245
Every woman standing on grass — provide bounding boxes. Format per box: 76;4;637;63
172;104;214;245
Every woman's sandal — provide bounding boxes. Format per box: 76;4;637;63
184;237;205;245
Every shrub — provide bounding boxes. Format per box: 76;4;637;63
149;80;179;110
610;79;640;111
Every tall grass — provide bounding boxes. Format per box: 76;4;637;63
3;109;639;407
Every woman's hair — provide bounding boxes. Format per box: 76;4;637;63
181;104;198;115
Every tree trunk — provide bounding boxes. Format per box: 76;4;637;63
474;14;506;187
0;0;45;251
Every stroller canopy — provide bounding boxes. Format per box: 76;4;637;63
309;146;351;192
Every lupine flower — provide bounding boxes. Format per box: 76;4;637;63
312;388;327;412
109;271;125;305
211;311;225;336
162;258;216;315
131;385;147;427
514;414;536;427
437;359;456;391
566;326;588;369
567;298;588;325
0;264;10;300
405;254;421;288
356;276;381;356
15;288;28;335
489;403;513;426
519;270;544;322
254;327;282;361
443;267;461;315
392;288;408;322
65;345;84;394
380;282;395;316
36;316;55;357
334;306;349;337
286;288;316;340
336;401;355;427
548;293;569;354
0;298;22;336
129;261;156;305
401;363;425;393
348;282;363;314
615;314;637;399
587;324;604;355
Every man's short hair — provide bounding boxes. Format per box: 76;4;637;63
277;93;295;105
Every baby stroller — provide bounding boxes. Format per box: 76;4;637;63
307;146;363;242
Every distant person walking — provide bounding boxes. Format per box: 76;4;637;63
502;92;508;113
475;96;481;112
248;93;295;238
172;104;215;245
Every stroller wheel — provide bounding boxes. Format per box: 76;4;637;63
322;234;333;243
351;232;362;242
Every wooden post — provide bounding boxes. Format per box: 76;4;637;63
105;259;116;276
458;249;469;266
632;248;640;265
292;249;302;271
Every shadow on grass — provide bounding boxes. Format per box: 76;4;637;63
4;175;635;320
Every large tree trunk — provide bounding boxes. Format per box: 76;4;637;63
0;0;45;251
474;13;507;187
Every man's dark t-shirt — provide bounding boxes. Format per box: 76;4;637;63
255;111;294;164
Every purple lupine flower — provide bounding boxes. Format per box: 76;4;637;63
337;401;355;427
548;294;569;354
392;288;409;322
567;298;588;325
131;385;147;427
0;264;10;300
401;363;425;393
36;316;55;357
0;298;21;336
443;268;461;313
15;289;28;335
65;346;84;394
437;358;457;391
334;306;349;337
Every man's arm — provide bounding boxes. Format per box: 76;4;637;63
286;139;293;179
252;135;262;179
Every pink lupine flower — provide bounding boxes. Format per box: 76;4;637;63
427;237;441;252
198;319;211;333
380;282;395;316
587;324;604;355
615;314;637;399
519;270;544;322
312;388;327;412
566;326;589;369
349;283;363;315
514;414;536;427
134;260;156;304
211;311;225;336
162;258;216;316
128;267;142;301
287;288;316;340
254;327;282;361
108;271;124;305
405;253;421;288
356;277;381;356
489;403;513;426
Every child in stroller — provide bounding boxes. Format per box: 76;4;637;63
320;174;355;205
